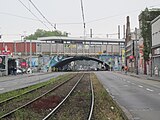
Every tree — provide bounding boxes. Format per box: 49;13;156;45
25;29;68;40
140;8;160;74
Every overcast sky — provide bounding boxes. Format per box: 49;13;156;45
0;0;160;41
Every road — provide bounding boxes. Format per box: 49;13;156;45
95;71;160;120
0;72;65;94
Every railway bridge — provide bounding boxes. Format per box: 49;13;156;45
0;37;125;74
37;37;125;71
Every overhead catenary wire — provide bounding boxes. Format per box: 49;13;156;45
17;0;50;30
0;12;82;25
28;0;66;46
86;3;160;23
28;0;56;30
1;3;160;26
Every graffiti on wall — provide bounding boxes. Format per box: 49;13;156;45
99;55;121;70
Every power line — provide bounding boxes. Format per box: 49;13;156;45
17;0;50;30
28;0;65;44
0;12;82;25
2;2;160;26
86;3;160;23
0;12;38;21
28;0;56;29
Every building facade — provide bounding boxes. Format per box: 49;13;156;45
138;8;160;75
151;15;160;77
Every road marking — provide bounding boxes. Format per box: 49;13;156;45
0;88;4;91
124;84;128;87
106;88;110;92
127;81;130;83
133;117;141;120
131;83;135;85
123;79;126;81
138;85;143;88
146;88;154;92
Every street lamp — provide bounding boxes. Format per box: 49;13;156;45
149;53;152;77
135;27;139;75
30;39;32;69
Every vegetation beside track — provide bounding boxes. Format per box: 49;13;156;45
0;73;77;119
51;73;91;120
91;73;128;120
0;73;128;120
0;73;74;118
0;74;71;103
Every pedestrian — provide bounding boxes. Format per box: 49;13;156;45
124;66;128;74
10;66;14;75
122;66;124;71
13;67;17;75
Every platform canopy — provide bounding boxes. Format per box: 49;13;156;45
38;36;125;44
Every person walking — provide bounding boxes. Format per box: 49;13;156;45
124;66;128;74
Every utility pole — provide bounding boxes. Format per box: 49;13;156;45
30;39;32;69
150;53;152;77
118;25;120;39
90;29;92;38
135;27;138;75
123;25;125;39
14;41;17;55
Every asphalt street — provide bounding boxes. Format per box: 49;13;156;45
0;72;66;93
95;71;160;120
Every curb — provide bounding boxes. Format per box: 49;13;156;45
115;71;160;82
147;77;160;82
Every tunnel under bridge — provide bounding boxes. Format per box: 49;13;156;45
52;56;110;71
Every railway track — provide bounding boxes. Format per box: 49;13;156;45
0;73;73;104
43;73;94;120
0;73;78;119
0;73;94;120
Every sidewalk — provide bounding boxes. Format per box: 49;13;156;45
0;72;51;82
116;71;160;82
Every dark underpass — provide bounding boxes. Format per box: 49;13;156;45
52;56;110;71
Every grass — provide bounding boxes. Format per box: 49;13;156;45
91;73;128;120
0;73;75;119
0;73;71;103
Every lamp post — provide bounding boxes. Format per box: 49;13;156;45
30;39;32;70
149;53;152;77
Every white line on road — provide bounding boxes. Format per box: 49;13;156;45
146;88;154;92
138;85;143;88
106;88;110;92
127;81;130;83
131;83;135;85
0;88;4;91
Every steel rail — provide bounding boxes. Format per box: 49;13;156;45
0;85;45;104
0;73;78;119
88;73;95;120
0;73;65;104
42;73;85;120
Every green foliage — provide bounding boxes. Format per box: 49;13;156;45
140;8;160;61
25;29;68;40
